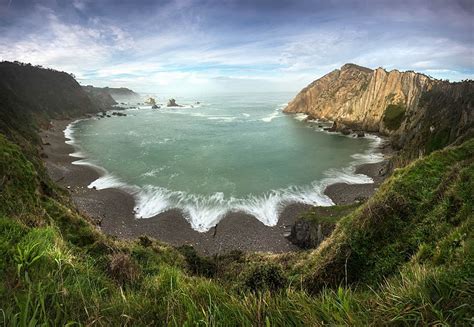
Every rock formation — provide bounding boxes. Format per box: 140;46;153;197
145;97;157;106
284;63;473;156
83;86;141;104
167;98;182;107
82;85;117;110
287;219;335;249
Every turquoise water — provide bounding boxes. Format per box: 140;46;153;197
66;93;382;231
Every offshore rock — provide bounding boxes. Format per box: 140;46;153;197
167;98;181;107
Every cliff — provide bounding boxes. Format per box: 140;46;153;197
82;85;118;110
284;64;473;155
83;86;141;103
0;61;101;144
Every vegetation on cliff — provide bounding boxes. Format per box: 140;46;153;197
0;63;472;325
383;103;406;130
0;61;102;149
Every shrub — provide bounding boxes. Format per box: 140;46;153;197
107;252;141;285
138;235;153;247
383;103;406;130
178;245;217;278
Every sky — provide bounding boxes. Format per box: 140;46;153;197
0;0;473;95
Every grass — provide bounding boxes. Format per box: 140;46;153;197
301;138;474;291
0;130;473;325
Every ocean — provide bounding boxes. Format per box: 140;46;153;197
65;92;383;231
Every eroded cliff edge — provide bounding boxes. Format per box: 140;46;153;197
284;63;473;158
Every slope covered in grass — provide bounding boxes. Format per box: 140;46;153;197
1;126;472;325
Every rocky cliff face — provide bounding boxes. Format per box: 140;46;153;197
82;85;118;110
82;86;142;105
284;64;473;155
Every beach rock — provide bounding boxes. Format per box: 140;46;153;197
167;98;181;107
355;131;365;137
152;104;159;109
341;128;351;135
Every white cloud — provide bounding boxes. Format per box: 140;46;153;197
0;5;133;73
1;1;472;93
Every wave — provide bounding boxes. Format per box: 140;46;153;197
261;105;284;123
129;185;334;232
63;118;386;233
294;113;309;121
207;116;238;122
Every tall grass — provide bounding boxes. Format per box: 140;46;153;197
0;131;472;325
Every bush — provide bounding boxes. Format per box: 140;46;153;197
107;252;141;285
383;103;406;130
178;245;217;278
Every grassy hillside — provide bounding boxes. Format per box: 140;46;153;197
1;130;472;325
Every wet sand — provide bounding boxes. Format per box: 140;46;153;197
40;118;392;255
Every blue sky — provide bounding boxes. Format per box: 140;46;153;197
0;0;473;94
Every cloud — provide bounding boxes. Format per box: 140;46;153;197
0;0;472;93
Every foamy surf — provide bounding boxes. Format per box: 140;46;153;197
294;113;309;121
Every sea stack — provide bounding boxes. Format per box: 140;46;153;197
167;98;181;107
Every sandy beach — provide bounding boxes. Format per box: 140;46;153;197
39;118;392;255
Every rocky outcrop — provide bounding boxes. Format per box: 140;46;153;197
83;86;141;103
284;64;435;133
284;63;473;156
167;98;182;107
145;97;157;106
287;219;335;249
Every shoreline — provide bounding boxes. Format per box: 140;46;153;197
39;117;392;255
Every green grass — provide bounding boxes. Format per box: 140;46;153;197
302;138;474;291
383;103;406;130
0;130;473;325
